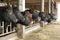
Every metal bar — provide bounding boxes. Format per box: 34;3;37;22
6;25;8;33
2;22;4;34
10;22;12;31
0;22;2;34
40;0;44;12
51;0;54;13
0;30;15;37
25;23;41;34
48;0;51;13
0;22;16;37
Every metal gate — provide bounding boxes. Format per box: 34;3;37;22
0;21;16;36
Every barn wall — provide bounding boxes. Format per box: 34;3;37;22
25;2;49;13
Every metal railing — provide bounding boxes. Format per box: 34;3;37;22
0;21;16;36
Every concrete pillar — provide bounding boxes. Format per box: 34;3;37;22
48;0;51;13
40;0;44;12
16;24;25;39
40;0;45;27
18;0;25;12
51;0;55;13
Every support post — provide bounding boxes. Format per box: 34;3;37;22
18;0;25;12
16;24;25;39
40;0;44;12
16;0;25;39
51;0;55;13
40;0;45;27
48;0;51;13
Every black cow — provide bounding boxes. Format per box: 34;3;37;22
13;7;31;26
29;8;39;20
49;13;56;20
45;13;52;23
0;6;7;34
39;12;47;22
39;12;56;23
45;13;56;23
2;5;18;33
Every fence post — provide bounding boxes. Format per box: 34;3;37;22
16;24;25;39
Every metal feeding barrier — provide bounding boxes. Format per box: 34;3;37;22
0;21;15;36
16;23;41;39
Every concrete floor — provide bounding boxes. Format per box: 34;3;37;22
0;33;16;40
1;22;60;40
24;23;60;40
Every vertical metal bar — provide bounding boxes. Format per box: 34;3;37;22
51;0;52;13
0;21;2;34
51;0;53;13
6;25;8;33
48;0;51;13
11;23;15;31
51;0;54;13
40;0;44;12
10;22;12;31
2;21;4;34
13;25;15;31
